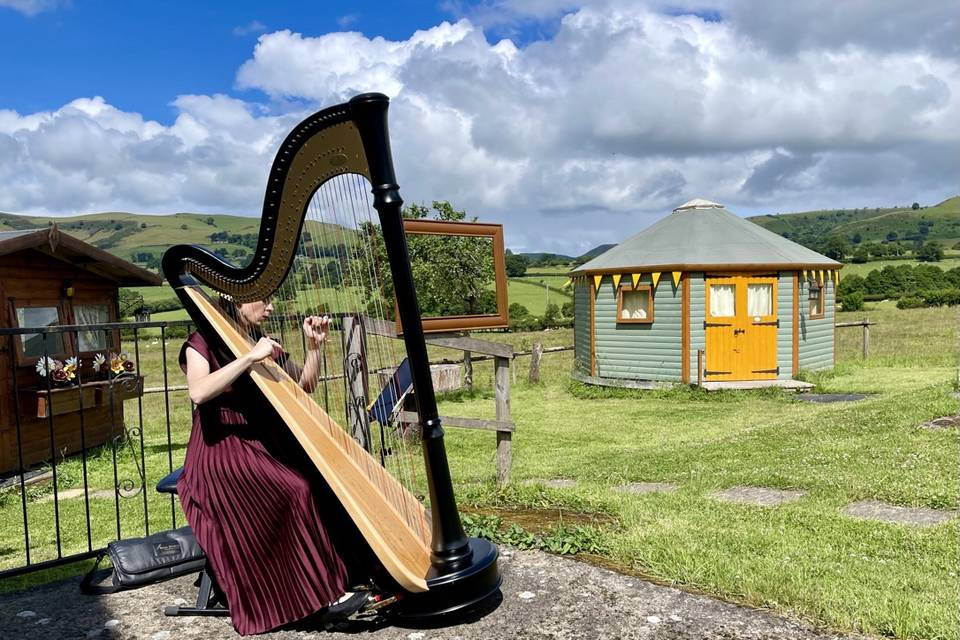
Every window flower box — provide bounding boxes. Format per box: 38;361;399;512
17;375;145;419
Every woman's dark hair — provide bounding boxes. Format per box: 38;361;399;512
217;295;265;340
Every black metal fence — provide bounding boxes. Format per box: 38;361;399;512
0;319;194;580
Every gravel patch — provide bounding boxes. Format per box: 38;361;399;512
0;549;872;640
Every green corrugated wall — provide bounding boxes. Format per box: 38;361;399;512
798;276;835;371
573;282;591;373
777;272;794;379
688;273;705;380
594;274;683;381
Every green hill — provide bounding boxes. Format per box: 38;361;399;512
749;196;960;247
0;211;355;267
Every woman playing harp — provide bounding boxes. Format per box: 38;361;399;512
179;296;372;635
164;93;500;630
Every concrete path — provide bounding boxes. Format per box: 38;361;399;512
0;549;871;640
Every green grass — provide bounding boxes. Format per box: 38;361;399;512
840;257;960;278
1;306;957;639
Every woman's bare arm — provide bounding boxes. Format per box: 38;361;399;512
185;337;280;405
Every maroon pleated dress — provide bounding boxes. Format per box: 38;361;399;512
177;332;351;635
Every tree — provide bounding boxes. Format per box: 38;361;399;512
351;201;496;319
850;232;862;245
911;202;920;210
204;216;216;226
505;251;529;277
917;242;944;262
885;231;898;242
822;237;848;261
851;248;868;263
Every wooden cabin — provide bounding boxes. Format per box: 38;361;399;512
570;199;841;388
0;226;161;474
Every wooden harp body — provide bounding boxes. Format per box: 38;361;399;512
162;94;499;617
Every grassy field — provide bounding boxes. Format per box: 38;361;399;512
0;304;957;639
840;257;960;278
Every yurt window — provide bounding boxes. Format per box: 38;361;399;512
809;282;824;319
13;303;68;362
617;285;654;324
709;284;736;317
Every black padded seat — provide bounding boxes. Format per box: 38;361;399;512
157;467;184;494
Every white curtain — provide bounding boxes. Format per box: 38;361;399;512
620;290;649;319
710;284;735;317
76;304;108;352
747;284;773;316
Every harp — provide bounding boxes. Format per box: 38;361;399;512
162;93;499;618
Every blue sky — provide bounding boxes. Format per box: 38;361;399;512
0;1;494;122
0;0;956;254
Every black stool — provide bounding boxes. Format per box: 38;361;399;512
156;467;229;617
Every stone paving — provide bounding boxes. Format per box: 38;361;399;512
840;501;958;526
712;486;807;507
795;394;869;404
615;482;679;494
0;549;872;640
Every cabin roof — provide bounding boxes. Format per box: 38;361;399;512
571;199;840;274
0;227;162;286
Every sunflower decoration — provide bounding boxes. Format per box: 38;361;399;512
63;357;79;383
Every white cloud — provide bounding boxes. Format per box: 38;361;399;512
232;20;267;37
0;0;62;16
2;2;958;254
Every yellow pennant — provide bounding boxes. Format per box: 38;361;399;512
835;270;840;284
802;269;808;281
819;270;825;285
671;271;681;287
593;275;603;291
562;279;572;290
612;274;622;289
651;272;661;288
631;273;641;287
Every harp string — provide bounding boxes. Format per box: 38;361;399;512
264;173;424;537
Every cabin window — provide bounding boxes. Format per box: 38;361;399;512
14;305;67;359
808;282;824;319
747;283;773;317
75;303;110;352
709;284;735;317
617;285;653;324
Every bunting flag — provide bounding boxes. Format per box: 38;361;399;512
671;271;682;287
631;273;641;287
835;270;840;284
651;272;662;288
562;278;572;290
819;270;825;285
593;274;603;291
802;269;809;282
612;274;622;289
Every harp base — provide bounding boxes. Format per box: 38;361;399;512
392;537;501;621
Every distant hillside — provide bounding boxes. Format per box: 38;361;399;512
749;196;960;247
0;211;355;267
578;244;616;260
518;251;575;264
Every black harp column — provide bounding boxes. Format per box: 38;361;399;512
349;93;474;573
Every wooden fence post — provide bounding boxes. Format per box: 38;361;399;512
527;342;543;383
862;318;870;359
463;350;473;390
494;356;512;486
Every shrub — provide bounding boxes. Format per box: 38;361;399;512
896;296;925;309
838;291;864;311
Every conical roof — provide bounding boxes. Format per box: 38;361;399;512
571;200;840;273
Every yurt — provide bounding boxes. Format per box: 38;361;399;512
570;199;841;388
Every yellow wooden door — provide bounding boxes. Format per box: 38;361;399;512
704;276;741;381
742;277;778;380
705;276;779;381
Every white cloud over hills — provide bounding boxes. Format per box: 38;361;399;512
1;0;957;253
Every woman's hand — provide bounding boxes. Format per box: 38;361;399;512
303;315;330;350
247;337;283;364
